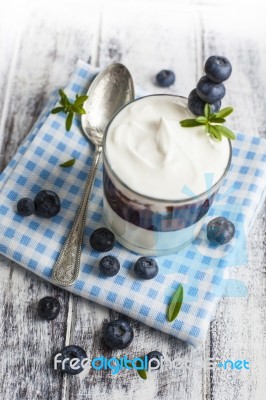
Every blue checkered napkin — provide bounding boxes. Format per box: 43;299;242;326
0;60;266;346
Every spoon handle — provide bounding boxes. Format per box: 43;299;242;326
52;147;102;286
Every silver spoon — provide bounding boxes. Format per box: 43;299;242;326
52;63;134;286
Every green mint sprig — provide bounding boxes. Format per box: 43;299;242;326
51;89;88;131
180;104;236;141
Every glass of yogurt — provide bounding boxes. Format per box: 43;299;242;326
102;95;232;256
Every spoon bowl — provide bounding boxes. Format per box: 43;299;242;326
52;63;134;287
82;63;134;147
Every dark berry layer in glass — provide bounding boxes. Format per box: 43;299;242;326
103;167;216;233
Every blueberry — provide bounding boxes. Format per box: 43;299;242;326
34;190;60;218
207;217;235;245
104;319;134;349
147;351;163;370
56;345;87;375
156;70;175;87
205;56;232;84
17;197;35;216
134;257;158;280
188;89;221;116
196;76;225;103
38;296;60;320
90;227;115;252
99;255;120;277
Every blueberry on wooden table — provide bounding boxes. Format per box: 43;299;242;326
196;76;225;104
56;345;87;375
104;319;134;349
89;227;115;252
188;89;221;116
207;217;235;245
156;70;175;87
134;257;158;280
34;190;61;218
37;296;60;320
17;197;35;216
205;56;232;84
99;255;120;276
147;350;163;370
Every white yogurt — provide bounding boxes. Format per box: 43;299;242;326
106;95;230;200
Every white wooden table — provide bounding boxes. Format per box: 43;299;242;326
0;1;265;399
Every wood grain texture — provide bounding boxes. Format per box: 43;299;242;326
0;3;99;167
0;3;100;400
200;5;266;400
0;2;265;400
0;255;68;400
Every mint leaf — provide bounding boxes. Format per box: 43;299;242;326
215;107;233;118
180;119;205;127
135;360;148;379
167;284;184;322
204;103;211;119
74;95;88;106
71;104;86;114
214;125;236;140
196;116;208;124
51;106;64;114
59;158;76;168
59;89;69;107
66;112;73;131
209;117;226;123
209;125;222;141
137;368;148;380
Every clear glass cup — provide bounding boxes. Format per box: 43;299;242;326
102;95;232;256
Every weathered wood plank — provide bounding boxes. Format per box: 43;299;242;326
0;3;100;168
0;4;100;400
0;7;21;160
200;6;266;400
0;255;68;400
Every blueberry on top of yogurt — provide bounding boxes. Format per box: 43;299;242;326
205;56;232;84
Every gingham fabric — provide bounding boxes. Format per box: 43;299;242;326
0;60;266;346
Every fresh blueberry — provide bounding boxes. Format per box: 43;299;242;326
90;227;115;252
17;197;35;216
156;70;175;87
104;319;134;349
134;257;158;280
207;217;235;245
99;255;120;277
34;190;60;218
147;351;163;370
205;56;232;84
38;296;60;320
56;345;87;375
188;89;221;116
196;76;225;103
